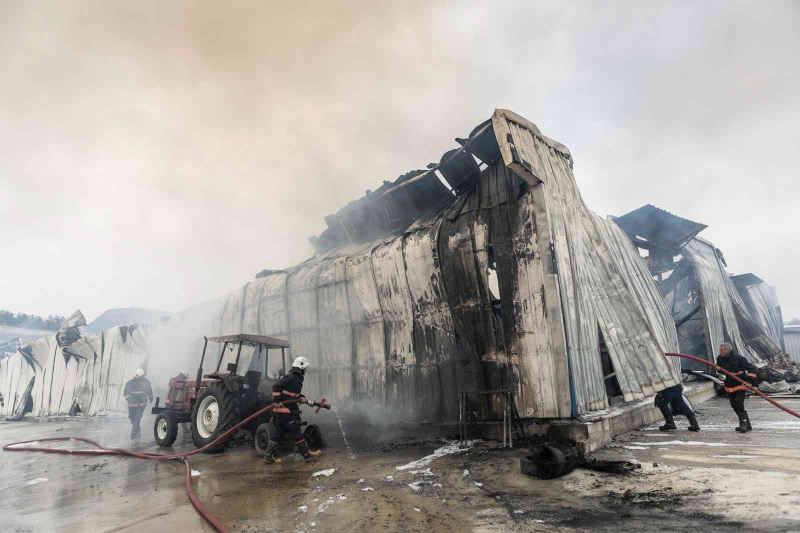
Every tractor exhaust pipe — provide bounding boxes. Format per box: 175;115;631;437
195;336;208;398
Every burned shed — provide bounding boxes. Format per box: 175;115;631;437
615;205;783;371
215;109;680;422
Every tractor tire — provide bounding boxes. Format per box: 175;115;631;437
304;424;326;449
154;413;179;447
191;382;240;452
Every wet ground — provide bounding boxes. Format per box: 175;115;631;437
1;396;799;532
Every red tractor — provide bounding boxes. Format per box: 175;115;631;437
151;334;325;452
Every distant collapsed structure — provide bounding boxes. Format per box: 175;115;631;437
0;109;792;424
614;205;790;372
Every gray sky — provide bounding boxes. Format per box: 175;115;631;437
2;1;799;321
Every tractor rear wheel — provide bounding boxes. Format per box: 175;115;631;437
154;413;179;447
190;382;240;452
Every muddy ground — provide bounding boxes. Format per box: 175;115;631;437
1;396;799;532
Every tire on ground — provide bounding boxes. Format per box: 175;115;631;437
154;412;179;447
190;382;240;452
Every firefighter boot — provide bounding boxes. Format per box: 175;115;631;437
686;413;701;432
297;439;322;462
659;414;677;431
735;411;748;433
262;439;282;464
743;411;753;432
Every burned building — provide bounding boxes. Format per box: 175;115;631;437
1;110;682;424
215;110;681;422
615;205;785;372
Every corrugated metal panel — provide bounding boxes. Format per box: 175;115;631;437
403;219;459;422
682;239;756;363
484;164;570;418
0;350;37;418
371;237;416;420
316;257;354;403
493;109;680;411
735;281;785;352
599;217;682;379
286;264;322;399
784;329;800;364
346;252;386;402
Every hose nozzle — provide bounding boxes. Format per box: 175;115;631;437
314;398;331;413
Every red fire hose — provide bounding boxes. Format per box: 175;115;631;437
2;398;331;533
665;352;800;419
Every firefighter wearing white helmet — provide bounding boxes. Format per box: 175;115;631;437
265;355;324;463
123;368;152;439
292;356;310;371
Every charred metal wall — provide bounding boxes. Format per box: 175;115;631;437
653;243;781;372
734;279;785;352
0;301;223;418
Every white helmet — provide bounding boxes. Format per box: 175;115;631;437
292;356;310;371
134;368;145;378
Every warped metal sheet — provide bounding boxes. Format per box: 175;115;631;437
733;277;785;352
371;237;416;420
316;257;354;403
493;109;680;410
403;219;460;422
286;264;323;399
346;253;386;402
682;239;757;363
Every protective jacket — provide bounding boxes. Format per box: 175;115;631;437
272;368;305;415
716;352;758;393
123;376;153;408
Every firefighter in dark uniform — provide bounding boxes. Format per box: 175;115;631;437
123;368;153;438
263;356;322;463
655;383;700;431
716;343;759;432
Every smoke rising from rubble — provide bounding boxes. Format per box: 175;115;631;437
1;1;799;320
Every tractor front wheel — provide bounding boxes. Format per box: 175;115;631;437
154;413;179;447
190;382;240;452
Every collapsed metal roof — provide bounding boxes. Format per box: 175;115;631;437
614;204;707;253
309;114;572;254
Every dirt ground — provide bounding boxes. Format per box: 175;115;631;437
1;396;799;533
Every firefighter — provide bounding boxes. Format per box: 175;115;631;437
655;383;700;431
716;343;758;432
263;356;323;463
123;368;153;439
